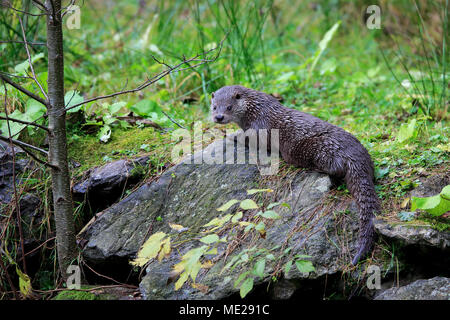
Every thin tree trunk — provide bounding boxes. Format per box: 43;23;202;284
45;0;77;279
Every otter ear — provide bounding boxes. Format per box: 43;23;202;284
211;92;215;99
234;93;241;99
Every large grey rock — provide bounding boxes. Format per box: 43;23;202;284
81;134;362;299
375;277;450;300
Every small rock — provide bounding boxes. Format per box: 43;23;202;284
375;277;450;300
72;156;149;211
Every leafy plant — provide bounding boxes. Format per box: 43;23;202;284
411;185;450;217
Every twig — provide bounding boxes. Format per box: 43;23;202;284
0;40;46;46
61;0;76;18
2;81;27;274
160;110;185;129
0;116;49;132
0;258;18;299
65;36;225;113
19;17;49;101
0;135;48;155
0;135;56;169
0;3;48;16
31;0;47;11
81;259;137;288
0;74;47;106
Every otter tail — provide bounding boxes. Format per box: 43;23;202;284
345;164;380;265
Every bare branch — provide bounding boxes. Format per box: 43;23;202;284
0;40;46;46
0;71;33;80
0;3;48;16
61;0;76;18
0;116;49;132
19;17;49;101
31;0;47;11
0;74;48;106
65;37;225;113
160;110;186;129
0;135;48;155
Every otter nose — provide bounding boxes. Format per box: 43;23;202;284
215;115;224;122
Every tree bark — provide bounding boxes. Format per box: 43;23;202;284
45;0;77;279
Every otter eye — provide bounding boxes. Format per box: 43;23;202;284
213;106;217;110
227;106;232;111
235;93;241;99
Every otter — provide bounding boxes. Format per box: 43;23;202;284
210;85;380;265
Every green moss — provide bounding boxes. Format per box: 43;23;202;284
68;126;173;174
53;290;98;300
420;215;450;232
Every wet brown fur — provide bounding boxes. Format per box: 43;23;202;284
211;85;380;265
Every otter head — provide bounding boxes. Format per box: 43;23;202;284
210;85;247;126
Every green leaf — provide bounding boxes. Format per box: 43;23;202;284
98;125;112;143
108;101;126;115
199;234;219;244
244;223;255;233
253;259;266;278
259;210;281;219
129;99;159;116
267;202;280;209
240;199;259;210
239;277;254;298
308;21;341;79
14;52;44;75
217;199;239;212
396;119;417;143
234;271;250;288
65;90;84;113
231;211;243;223
375;166;390;179
320;57;337;75
255;222;266;237
284;260;293;275
295;260;315;273
411;185;450;216
281;202;291;209
265;254;275;260
441;185;450;200
26;99;46;120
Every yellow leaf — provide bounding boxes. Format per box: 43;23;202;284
192;283;209;294
401;198;410;209
158;237;171;262
16;268;32;298
130;232;166;266
174;271;189;290
205;248;218;255
217;199;239;212
203;214;232;228
247;188;273;195
240;199;259;210
168;223;187;232
201;260;214;268
231;211;243;223
436;144;450;152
